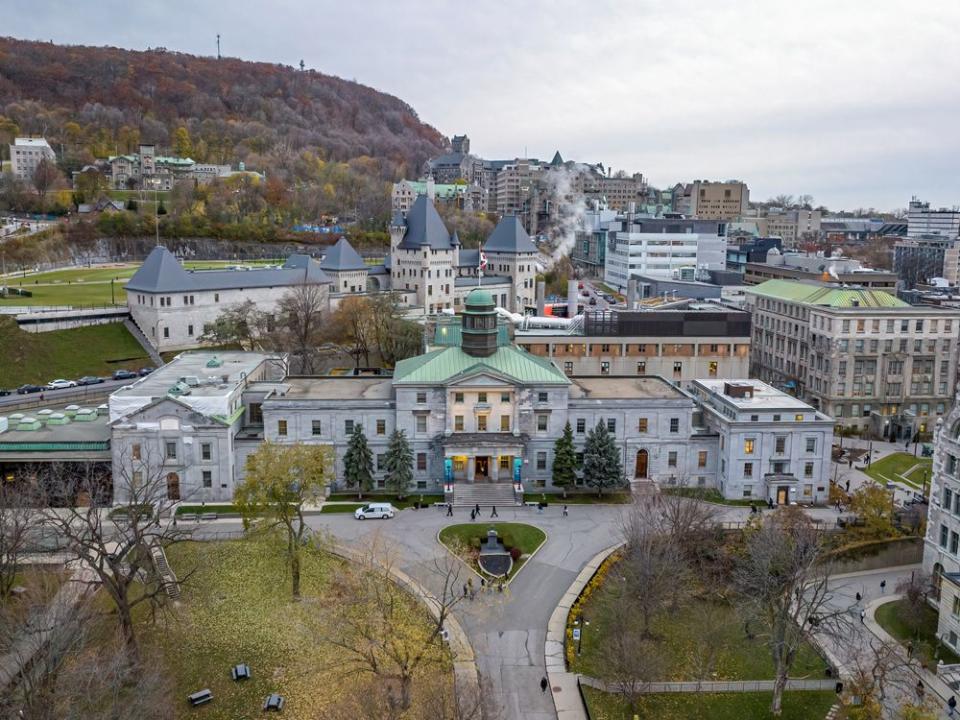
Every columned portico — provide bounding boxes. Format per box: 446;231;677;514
443;432;527;484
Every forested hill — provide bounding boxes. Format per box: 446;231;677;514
0;36;446;176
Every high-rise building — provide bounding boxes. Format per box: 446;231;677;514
674;180;749;220
9;137;56;181
747;279;960;439
908;199;960;240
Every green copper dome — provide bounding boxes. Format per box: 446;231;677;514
464;288;495;308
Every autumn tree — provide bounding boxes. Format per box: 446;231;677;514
72;167;108;205
343;424;374;500
551;421;578;498
848;484;897;539
384;429;414;499
326;295;375;368
235;442;330;600
368;293;423;368
172;126;193;158
734;508;851;716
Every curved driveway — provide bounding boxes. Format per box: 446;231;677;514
196;501;808;719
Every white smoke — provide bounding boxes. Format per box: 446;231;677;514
538;163;592;269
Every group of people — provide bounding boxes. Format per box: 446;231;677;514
462;575;505;599
444;502;570;518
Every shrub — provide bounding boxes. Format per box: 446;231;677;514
500;532;515;550
470;536;482;550
509;546;521;562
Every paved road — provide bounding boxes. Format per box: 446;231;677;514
187;500;855;720
0;378;136;406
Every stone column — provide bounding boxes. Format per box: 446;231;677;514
491;456;499;482
466;456;475;483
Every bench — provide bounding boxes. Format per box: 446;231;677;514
179;513;198;522
188;689;213;706
200;513;218;521
263;694;285;711
231;663;251;681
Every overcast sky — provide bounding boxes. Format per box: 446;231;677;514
6;0;959;211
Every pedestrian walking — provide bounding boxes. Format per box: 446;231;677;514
855;592;862;603
475;503;480;516
470;508;476;521
880;579;886;594
540;676;549;694
480;577;486;592
917;679;925;701
491;505;498;518
467;578;474;599
463;583;468;599
845;479;851;492
562;505;569;517
446;502;453;517
848;457;853;469
750;503;756;514
537;502;544;514
948;695;956;717
907;640;914;658
860;608;866;624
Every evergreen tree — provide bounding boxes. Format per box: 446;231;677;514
552;421;578;498
582;420;624;497
384;429;414;500
343;424;374;500
156;199;167;215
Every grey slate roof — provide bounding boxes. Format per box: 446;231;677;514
126;246;330;293
397;195;454;251
550;150;564;166
483;216;538;254
457;248;480;268
320;237;367;272
454;275;511;287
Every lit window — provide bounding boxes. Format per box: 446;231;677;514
278;420;287;436
744;439;755;454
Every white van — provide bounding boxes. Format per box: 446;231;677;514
354;502;397;520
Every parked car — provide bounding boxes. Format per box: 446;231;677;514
138;367;155;376
16;384;44;395
112;370;138;380
354;503;397;520
588;297;597;305
47;379;77;390
77;376;104;386
0;388;10;396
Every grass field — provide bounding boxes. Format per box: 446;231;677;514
863;452;931;489
570;568;827;681
661;487;756;507
875;598;960;666
146;540;452;719
582;687;837;720
0;260;282;307
0;318;150;387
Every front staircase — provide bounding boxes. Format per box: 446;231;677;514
452;483;518;508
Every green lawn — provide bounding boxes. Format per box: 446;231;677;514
439;522;546;580
874;598;960;666
0;281;127;306
175;504;242;516
327;493;444;509
571;570;826;681
0;318;150;387
151;540;451;719
582;687;837;720
320;503;363;513
523;492;633;504
863;453;931;489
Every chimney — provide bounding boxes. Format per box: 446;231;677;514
627;277;638;309
536;280;546;316
723;382;754;399
567;279;579;317
426;175;436;201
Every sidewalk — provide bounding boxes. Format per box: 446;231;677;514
579;676;837;693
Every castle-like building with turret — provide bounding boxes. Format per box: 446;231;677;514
126;194;539;351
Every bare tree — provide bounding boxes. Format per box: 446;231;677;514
31;158;63;206
275;281;327;374
847;635;920;709
323;534;467;713
39;452;191;663
619;499;691;637
733;507;852;716
895;572;934;638
0;482;36;599
326;295;375;368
